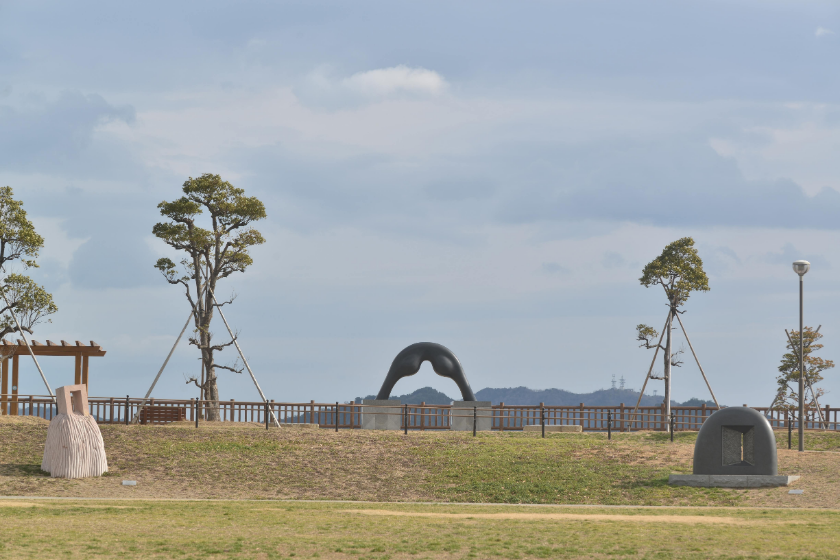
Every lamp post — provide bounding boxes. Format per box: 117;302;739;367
792;260;810;452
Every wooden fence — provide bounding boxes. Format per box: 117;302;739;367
2;395;838;431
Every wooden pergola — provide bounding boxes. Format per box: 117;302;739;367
0;340;106;416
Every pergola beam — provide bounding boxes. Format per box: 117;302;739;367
2;340;106;357
1;340;105;409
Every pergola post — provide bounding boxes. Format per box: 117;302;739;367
10;355;18;416
74;354;82;385
82;355;89;392
0;358;7;415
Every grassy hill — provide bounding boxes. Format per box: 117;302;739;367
1;416;834;507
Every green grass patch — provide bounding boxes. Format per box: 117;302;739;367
0;499;838;559
421;432;737;506
774;429;840;452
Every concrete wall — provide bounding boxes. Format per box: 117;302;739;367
361;399;402;430
450;401;492;432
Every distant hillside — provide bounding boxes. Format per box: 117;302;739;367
355;387;453;405
355;386;717;407
475;387;671;406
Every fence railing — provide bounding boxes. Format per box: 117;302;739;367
1;395;837;432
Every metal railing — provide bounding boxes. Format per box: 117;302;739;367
2;395;837;432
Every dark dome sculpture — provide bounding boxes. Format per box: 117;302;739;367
693;406;777;476
375;342;476;401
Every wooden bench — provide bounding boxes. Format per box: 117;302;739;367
139;406;186;424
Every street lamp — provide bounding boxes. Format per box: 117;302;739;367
792;260;810;452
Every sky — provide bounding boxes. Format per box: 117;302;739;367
2;0;840;407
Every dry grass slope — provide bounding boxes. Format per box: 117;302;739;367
2;416;838;507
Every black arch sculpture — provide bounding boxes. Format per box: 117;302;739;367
375;342;476;401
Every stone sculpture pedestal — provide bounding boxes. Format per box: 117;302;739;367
668;474;799;488
41;384;108;478
361;399;402;430
450;401;492;431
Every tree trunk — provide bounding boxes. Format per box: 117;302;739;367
663;308;672;432
201;334;220;422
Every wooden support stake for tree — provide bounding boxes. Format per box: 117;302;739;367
674;313;720;409
212;291;280;427
132;282;210;424
630;312;671;425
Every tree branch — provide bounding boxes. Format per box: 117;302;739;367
211;363;244;374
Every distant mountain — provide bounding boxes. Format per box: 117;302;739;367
475;386;669;406
678;397;718;407
355;386;454;405
355;386;718;407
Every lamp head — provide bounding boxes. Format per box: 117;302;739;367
793;260;811;277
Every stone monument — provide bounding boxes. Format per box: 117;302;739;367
669;406;798;488
41;384;108;478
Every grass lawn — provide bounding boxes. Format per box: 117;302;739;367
1;499;838;559
1;417;837;508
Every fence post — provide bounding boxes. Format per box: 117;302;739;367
608;411;612;440
125;395;130;425
618;403;624;432
196;399;200;429
499;402;505;431
404;404;408;435
335;401;339;432
540;403;545;438
580;402;584;430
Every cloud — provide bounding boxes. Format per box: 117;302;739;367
815;27;834;38
493;136;840;230
601;251;626;269
0;90;135;173
341;65;447;97
295;65;448;109
758;243;829;270
541;262;571;275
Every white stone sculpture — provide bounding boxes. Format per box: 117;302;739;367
41;384;108;478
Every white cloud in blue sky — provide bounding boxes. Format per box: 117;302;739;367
2;0;840;406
